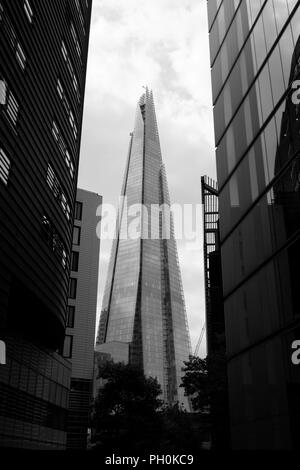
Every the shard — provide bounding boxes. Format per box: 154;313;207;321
97;88;191;409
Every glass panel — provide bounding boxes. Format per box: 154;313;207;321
63;335;73;358
68;278;77;299
71;251;79;271
75;201;83;220
67;306;75;328
0;148;11;185
222;160;300;295
72;226;81;245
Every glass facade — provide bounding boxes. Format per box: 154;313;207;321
0;0;92;449
208;0;300;449
0;336;71;449
97;89;191;408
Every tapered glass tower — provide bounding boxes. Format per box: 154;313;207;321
97;88;191;408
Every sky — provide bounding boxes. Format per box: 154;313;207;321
78;0;216;358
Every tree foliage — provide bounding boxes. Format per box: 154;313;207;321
91;362;163;452
180;353;228;413
91;361;206;453
180;355;210;412
94;361;162;416
180;353;230;449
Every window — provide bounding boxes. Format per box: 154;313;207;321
0;80;7;105
63;335;73;358
0;148;11;185
65;149;75;178
47;163;60;197
41;214;68;269
66;306;75;328
69;110;77;140
61;193;71;221
74;0;85;35
0;4;27;70
7;91;19;125
73;226;81;245
16;43;26;70
0;78;19;126
71;251;79;271
52;120;59;140
61;41;80;102
69;278;77;299
70;22;81;61
24;0;33;23
47;164;71;221
56;78;78;140
51;121;75;179
57;78;63;99
74;201;83;220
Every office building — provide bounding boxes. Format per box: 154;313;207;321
96;88;191;408
207;0;300;449
0;0;92;449
64;189;101;450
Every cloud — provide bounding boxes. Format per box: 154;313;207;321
79;0;216;355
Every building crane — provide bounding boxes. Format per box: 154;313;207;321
194;323;206;356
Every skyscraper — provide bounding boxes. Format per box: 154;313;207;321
64;189;101;449
207;1;300;449
97;89;191;408
0;0;92;449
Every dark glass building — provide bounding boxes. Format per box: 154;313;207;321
97;89;191;409
0;0;92;449
207;0;300;449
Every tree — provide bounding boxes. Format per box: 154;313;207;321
91;361;209;453
158;402;204;453
180;355;210;412
180;353;230;449
91;362;163;452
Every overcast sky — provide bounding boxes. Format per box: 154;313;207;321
78;0;216;357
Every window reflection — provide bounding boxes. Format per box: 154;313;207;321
219;23;300;319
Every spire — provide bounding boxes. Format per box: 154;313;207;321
97;89;191;409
